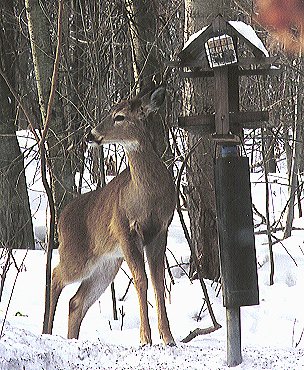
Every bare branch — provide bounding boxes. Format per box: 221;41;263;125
39;0;64;145
181;323;222;343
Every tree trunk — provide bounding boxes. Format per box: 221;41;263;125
184;0;236;280
284;63;303;238
126;0;169;157
0;1;34;249
25;0;74;232
64;0;87;192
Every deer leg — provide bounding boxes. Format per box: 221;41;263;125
68;257;122;339
146;231;175;346
46;265;66;334
121;237;151;345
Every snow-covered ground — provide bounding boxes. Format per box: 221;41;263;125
0;131;304;369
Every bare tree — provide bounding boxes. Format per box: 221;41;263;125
25;0;74;229
0;1;34;250
284;55;303;238
182;0;225;280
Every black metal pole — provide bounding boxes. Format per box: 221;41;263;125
218;145;242;367
226;306;242;366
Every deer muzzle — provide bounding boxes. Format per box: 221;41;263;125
86;129;103;145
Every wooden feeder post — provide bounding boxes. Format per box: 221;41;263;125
169;14;281;367
212;16;243;367
213;17;230;138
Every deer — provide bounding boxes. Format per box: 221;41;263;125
45;86;176;346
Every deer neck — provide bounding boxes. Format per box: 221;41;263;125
125;138;168;190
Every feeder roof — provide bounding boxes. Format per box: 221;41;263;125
179;14;269;63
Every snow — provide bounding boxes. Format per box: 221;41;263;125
0;131;304;369
229;21;269;57
1;226;304;369
1;320;303;370
183;26;208;50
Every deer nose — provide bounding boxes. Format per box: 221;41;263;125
85;130;95;143
86;128;103;145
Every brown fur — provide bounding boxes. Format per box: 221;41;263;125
45;88;176;345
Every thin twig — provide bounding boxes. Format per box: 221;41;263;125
261;129;275;285
166;248;191;280
0;251;28;338
271;234;298;266
111;282;118;321
165;256;175;286
0;251;12;302
296;326;304;348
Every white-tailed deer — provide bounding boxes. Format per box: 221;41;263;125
46;86;176;345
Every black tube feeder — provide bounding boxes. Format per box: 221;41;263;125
215;152;259;308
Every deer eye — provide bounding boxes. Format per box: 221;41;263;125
114;114;125;122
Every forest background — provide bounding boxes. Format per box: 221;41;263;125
1;0;304;358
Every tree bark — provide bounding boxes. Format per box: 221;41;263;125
183;1;224;280
0;1;34;249
126;0;169;157
25;0;74;232
184;1;241;280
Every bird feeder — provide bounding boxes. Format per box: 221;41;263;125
170;14;281;367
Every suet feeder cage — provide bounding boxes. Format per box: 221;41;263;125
205;34;237;68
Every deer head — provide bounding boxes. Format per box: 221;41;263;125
88;86;166;151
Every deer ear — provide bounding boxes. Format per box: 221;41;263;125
147;86;166;112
